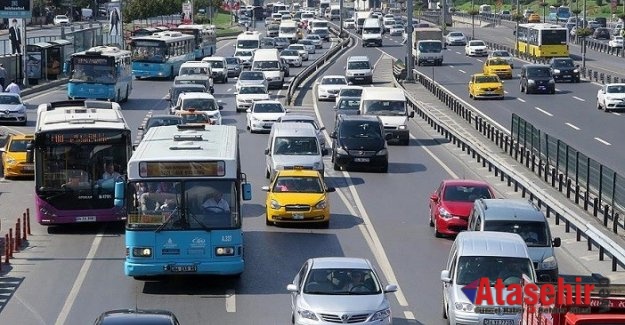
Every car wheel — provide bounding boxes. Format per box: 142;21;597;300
469;92;473;99
434;218;443;238
597;101;602;110
442;296;448;319
291;312;295;324
429;207;434;227
379;164;388;173
333;161;340;171
265;168;270;179
265;216;273;226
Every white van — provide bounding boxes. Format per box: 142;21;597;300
327;5;340;20
236;31;261;51
362;18;383;47
265;123;326;180
251;49;285;89
441;231;535;325
359;87;414;145
479;4;492;15
279;20;300;43
178;61;212;78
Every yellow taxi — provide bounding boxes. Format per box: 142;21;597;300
468;73;504;100
262;167;335;227
528;14;541;23
175;109;215;125
483;57;513;79
1;134;34;178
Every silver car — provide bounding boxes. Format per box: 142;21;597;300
276;114;327;149
288;257;397;325
297;40;317;54
0;93;27;125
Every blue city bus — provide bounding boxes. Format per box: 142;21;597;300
115;124;252;278
131;26;169;37
67;46;133;102
130;31;195;79
175;24;217;59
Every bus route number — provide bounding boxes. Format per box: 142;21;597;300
221;235;232;242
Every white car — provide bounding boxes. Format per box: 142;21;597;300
609;36;624;48
234;49;255;68
201;56;228;83
246;100;288;133
316;75;348;101
280;49;303;67
287;44;309;61
174;92;223;125
236;71;268;92
389;24;404;36
445;31;467;46
335;86;364;104
53;15;70;26
343;18;355;29
276;114;327;149
304;34;323;48
236;84;270;112
597;83;625;112
465;40;488;56
288;257;397;325
488;50;514;68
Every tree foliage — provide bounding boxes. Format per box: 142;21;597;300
576;27;593;37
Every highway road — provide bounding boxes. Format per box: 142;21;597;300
0;27;603;325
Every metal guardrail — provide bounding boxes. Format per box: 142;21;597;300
286;27;351;105
393;66;625;271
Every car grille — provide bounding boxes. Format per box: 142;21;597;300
284;205;310;212
348;150;376;157
482;87;498;91
319;313;371;323
328;89;339;94
384;126;397;130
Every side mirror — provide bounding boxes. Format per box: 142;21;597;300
322;148;328;156
409;111;415;118
285;109;290;113
138;126;144;131
384;284;398;293
430;193;439;202
330;131;337;139
114;181;125;208
552;237;561;247
246;109;251;113
261;185;270;192
242;183;252;200
234;92;239;95
440;270;451;283
23;101;28;106
264;148;270;155
26;142;33;163
326;187;336;192
0;148;4;153
319;126;325;131
286;284;298;292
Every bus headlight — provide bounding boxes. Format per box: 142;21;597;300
215;247;235;256
398;125;407;130
132;247;152;257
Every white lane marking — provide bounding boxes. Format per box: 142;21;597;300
448;65;455;68
312;85;409;307
565;122;580;130
476;59;483;62
458;69;466;74
404;311;416;320
612;112;621;116
54;232;104;325
409;133;458;178
25;88;64;101
227;88;232;92
455;51;461;54
517;98;526;102
218;40;235;51
504;91;508;94
225;289;236;312
534;106;553;117
572;96;585;102
595;137;611;145
1;126;25;135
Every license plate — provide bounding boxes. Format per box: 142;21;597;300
76;216;96;222
292;214;304;220
484;320;514;325
354;158;370;162
169;265;197;272
22;165;33;171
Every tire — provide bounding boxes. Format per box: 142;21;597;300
333;161;340;171
123;86;130;103
21;119;27;126
379;164;388;173
434;219;443;238
429;208;434;227
265;216;272;226
442;297;448;319
265;168;270;179
402;138;409;146
116;90;121;103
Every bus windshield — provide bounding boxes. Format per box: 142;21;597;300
237;40;259;49
131;41;167;63
71;57;116;84
127;180;239;230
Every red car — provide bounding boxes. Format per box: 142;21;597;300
429;179;495;237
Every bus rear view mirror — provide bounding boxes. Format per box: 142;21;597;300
114;181;125;208
26;141;34;163
242;183;252;200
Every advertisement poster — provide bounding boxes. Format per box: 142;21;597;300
108;2;122;37
27;52;41;78
182;1;193;24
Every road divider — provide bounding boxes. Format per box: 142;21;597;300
1;208;31;271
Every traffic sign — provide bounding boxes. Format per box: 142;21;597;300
0;0;32;18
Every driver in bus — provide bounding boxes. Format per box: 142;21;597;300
202;190;230;213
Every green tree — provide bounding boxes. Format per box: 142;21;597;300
595;0;603;5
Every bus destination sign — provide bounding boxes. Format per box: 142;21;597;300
48;132;118;144
73;56;110;65
140;161;225;177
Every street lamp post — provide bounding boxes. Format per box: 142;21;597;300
515;0;519;55
582;0;587;69
471;0;475;39
406;0;414;81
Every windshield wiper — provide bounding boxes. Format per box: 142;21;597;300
155;208;184;232
183;208;212;232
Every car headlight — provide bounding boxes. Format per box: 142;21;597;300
376;148;388;156
573;69;579;73
298;309;318;321
337;147;348;155
552;69;560;74
313;161;322;169
370;308;391;321
539;255;558;270
250;115;259;121
438;207;452;219
215;247;235;256
5;157;16;165
132;247;152;257
528;79;536;85
549;79;555;84
17;106;25;113
315;200;327;209
398;125;407;130
270;199;281;210
454;302;475;312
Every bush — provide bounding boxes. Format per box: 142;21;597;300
595;0;603;6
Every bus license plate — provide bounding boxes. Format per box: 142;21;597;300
169;265;197;272
76;216;96;222
484;320;514;325
354;158;370;162
292;214;304;220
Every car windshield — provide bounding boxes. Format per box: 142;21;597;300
206;61;224;68
418;42;442;53
607;85;625;93
488;59;509;66
348;61;370;69
226;58;239;64
393;24;403;28
181;98;218;111
240;86;266;94
290;45;305;50
299;40;313;45
456;256;534;286
146;117;182;130
282;50;299;56
484;221;550;247
240;72;264;80
340;89;363;97
362;100;405;115
275;38;289;43
470;41;485;46
180;113;210;124
9;139;30;152
492;51;510;57
253;61;279;70
273;176;323;193
475;75;500;83
303;268;382;295
341;121;382;138
180;67;209;75
321;77;347;85
553;59;574;67
0;95;21;105
338;99;360;110
443;185;492;202
449;32;463;37
527;68;551;77
273;137;319;155
253;103;284;113
306;35;320;40
236;51;253;57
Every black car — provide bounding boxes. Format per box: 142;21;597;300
139;115;184;140
330;115;390;173
593;27;610;40
520;64;555;94
94;309;180;325
548;57;580;83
